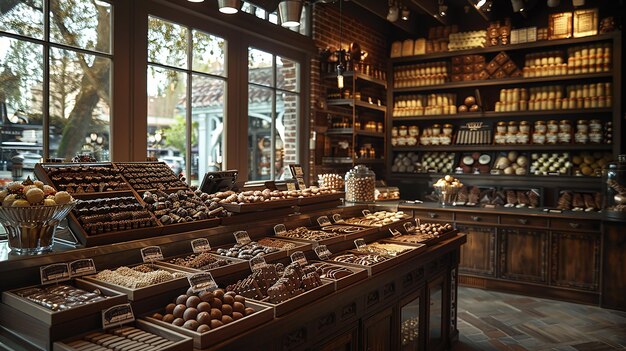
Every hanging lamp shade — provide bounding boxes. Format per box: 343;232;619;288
218;0;241;14
278;0;303;27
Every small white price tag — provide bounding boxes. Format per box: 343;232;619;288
40;263;70;285
403;222;416;233
69;259;96;278
354;239;366;250
249;256;267;272
188;272;218;293
332;214;344;223
317;216;331;226
362;209;372;216
141;246;163;263
389;228;402;237
234;231;251;245
191;238;211;254
290;251;308;266
274;224;287;235
314;245;332;260
102;304;134;330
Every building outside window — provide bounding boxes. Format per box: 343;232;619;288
0;0;113;183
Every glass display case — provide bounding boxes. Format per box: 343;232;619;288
400;293;420;350
603;154;626;219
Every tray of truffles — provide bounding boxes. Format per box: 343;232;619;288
115;162;187;191
2;279;126;326
342;211;410;227
144;287;274;349
53;319;193;351
304;261;368;290
210;189;298;213
157;252;248;278
68;193;160;246
317;223;380;241
329;242;426;276
35;163;130;194
556;190;602;212
274;226;346;246
213;237;308;261
83;264;189;301
295;187;345;205
142;189;228;234
222;262;335;317
388;222;458;247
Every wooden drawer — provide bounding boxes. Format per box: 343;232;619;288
414;210;453;221
550;219;600;232
501;216;548;228
455;213;498;224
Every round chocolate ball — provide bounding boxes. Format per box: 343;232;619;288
234;295;246;304
197;302;211;313
151;313;163;320
210;319;224;329
176;294;188;305
186;296;201;308
183;307;198;321
199;290;214;303
172;318;185;326
232;302;245;314
244;307;255;316
186;287;195;296
225;291;236;297
221;304;233;316
222;295;235;305
210;308;222;320
197;324;211;333
196;311;211;325
165;303;176;315
173;304;186;318
210;297;223;309
221;315;233;325
214;289;225;300
162;314;175;323
232;312;243;320
183;320;199;330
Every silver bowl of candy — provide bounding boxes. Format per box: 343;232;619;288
433;175;463;207
0;178;75;254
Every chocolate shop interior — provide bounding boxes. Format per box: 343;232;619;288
0;0;624;350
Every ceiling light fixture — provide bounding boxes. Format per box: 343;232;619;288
547;0;559;7
218;0;240;14
387;1;399;22
511;0;525;12
438;0;448;17
572;0;585;6
475;0;487;8
401;7;410;21
337;0;345;89
278;0;303;27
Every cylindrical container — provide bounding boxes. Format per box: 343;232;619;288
534;121;547;134
576;120;589;133
497;122;507;133
559;120;572;133
507;121;518;134
519;121;530;133
589;119;603;132
546;131;558;144
547;120;559;133
345;165;376;203
533;132;546;144
399;125;408;136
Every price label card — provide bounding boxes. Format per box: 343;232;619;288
286;182;297;191
354;239;366;250
188;272;218;293
234;231;251;245
102;304;134;330
69;259;96;278
191;238;211;253
296;177;306;190
274;224;287;236
332;214;344;223
314;245;332;260
389;228;402;237
250;256;267;272
141;246;163;263
264;181;278;191
290;251;308;266
40;263;70;285
362;209;372;216
317;216;331;226
403;222;416;233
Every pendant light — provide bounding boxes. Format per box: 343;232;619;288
218;0;241;14
278;0;303;27
336;0;345;89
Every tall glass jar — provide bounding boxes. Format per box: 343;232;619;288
603;154;626;218
345;165;376;203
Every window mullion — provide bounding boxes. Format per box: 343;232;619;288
42;0;50;160
185;27;193;183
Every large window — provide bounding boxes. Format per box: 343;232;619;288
247;48;300;181
147;16;226;185
0;0;112;182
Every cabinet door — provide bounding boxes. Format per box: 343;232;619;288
457;225;496;276
399;290;422;351
551;231;600;291
363;307;394;351
316;327;358;351
499;228;548;283
427;274;446;351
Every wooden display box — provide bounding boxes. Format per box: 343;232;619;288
387;229;459;247
296;192;345;206
221;198;298;213
53;319;193;351
308;261;368;290
258;279;335;317
0;279;127;350
159;217;222;235
156;253;249;278
220;207;296;225
145;300;273;349
275;230;346;247
211;238;309;263
328;243;427;276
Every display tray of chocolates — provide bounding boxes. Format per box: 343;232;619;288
316;223;379;241
388;222;458;247
296;189;345;206
342;211;410;227
221;262;335;317
144;287;274;349
212;238;307;261
83;264;190;301
53;319;193;351
2;279;126;326
157;252;249;278
116;162;187;191
35;163;130;194
210;189;298;213
274;226;346;246
453;185;497;206
305;261;368;290
329;242;426;276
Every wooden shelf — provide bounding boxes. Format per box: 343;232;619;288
391;144;613;152
391;108;613;122
355;158;386;164
321;157;385;165
356;130;385;138
325;129;384;138
391;32;618;63
393;72;612;93
389;172;603;185
322;71;387;88
327;99;387;112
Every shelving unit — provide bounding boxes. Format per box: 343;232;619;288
386;31;622;205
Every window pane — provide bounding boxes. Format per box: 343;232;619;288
0;37;43;181
49;0;112;54
248;85;273;181
268;12;278;25
277;56;299;92
0;0;44;39
241;2;253;14
148;16;188;69
190;75;225;185
49;48;111;161
248;48;273;87
276;92;298;179
147;66;187;177
192;30;226;77
254;6;266;20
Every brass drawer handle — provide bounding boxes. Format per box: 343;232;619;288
569;222;581;229
471;216;481;222
428;212;438;218
518;219;528;225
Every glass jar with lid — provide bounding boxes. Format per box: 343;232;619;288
603;154;626;218
345;165;376;203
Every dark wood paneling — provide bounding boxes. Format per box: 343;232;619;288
500;215;548;228
601;221;626;311
499;229;548;283
315;327;359;351
455;213;498;224
550;219;601;232
550;231;601;291
413;210;454;221
457;225;496;277
363;307;394;351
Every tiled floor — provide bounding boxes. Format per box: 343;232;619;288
454;287;626;351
